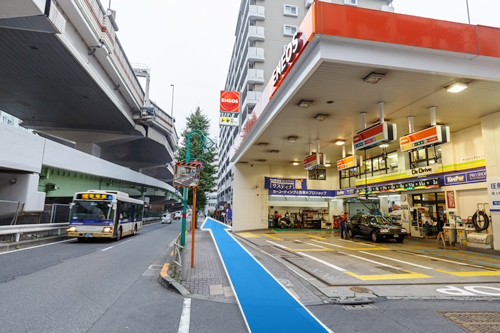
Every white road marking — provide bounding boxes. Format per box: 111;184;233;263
304;242;324;248
338;251;403;270
101;239;132;252
359;251;432;269
177;298;191;333
297;252;346;272
0;239;76;256
399;251;486;269
266;240;288;249
335;239;376;247
310;240;344;248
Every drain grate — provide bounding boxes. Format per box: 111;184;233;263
342;304;378;311
436;311;500;333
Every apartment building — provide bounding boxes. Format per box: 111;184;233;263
218;0;394;204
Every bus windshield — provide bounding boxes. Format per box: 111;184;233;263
72;201;113;221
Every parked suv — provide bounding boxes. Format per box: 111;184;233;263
346;215;407;243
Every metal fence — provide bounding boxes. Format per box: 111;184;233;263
0;200;24;226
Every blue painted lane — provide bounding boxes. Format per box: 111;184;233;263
202;218;331;333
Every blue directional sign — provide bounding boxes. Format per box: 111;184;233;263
201;218;331;333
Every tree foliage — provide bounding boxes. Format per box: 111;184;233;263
175;107;216;211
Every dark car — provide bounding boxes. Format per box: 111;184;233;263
346;215;407;243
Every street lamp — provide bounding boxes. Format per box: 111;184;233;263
170;84;175;118
180;130;215;248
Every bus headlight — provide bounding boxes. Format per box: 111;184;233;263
401;229;407;233
103;227;113;233
67;226;76;232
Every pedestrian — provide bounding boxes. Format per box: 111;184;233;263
340;211;348;239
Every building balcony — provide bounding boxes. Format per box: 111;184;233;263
247;47;265;62
248;26;265;41
248;5;265;21
242;91;262;111
246;69;265;85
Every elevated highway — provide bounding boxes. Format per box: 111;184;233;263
0;0;180;212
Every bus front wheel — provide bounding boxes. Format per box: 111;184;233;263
116;227;122;241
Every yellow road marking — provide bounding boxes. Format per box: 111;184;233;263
236;232;260;238
170;250;174;256
262;234;283;241
434;269;500;277
160;263;170;277
343;247;390;251
286;248;335;252
344;270;432;281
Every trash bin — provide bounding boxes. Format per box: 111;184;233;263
455;222;467;245
443;223;456;244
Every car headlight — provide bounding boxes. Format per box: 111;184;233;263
67;226;76;232
380;229;389;233
103;227;113;233
401;229;407;233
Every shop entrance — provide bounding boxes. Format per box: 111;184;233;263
412;192;446;231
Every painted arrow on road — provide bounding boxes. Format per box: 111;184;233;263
201;218;332;333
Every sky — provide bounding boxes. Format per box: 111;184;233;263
111;0;500;140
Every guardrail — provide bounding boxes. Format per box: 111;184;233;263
0;223;69;242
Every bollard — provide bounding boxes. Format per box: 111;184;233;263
15;233;20;243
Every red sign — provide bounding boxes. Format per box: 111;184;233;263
337;155;356;171
446;191;456;209
220;91;240;112
304;153;323;170
400;125;449;152
353;123;395;150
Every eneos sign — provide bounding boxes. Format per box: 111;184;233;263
353;123;396;150
337;155;357;171
220;91;240;112
272;31;303;88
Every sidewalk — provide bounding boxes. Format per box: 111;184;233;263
174;228;328;305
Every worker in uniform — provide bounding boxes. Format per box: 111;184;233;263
340;211;348;239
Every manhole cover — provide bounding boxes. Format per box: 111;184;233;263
349;287;370;293
436;311;500;333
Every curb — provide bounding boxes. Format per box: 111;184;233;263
0;235;69;253
158;275;190;296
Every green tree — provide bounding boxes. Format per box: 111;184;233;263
175;107;217;211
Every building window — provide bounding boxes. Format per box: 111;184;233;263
339;151;399;189
2;116;12;125
283;25;298;37
409;147;442;168
284;5;298;17
344;0;358;5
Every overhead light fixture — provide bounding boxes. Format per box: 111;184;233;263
239;161;249;164
258;143;268;147
446;82;468;93
326;100;334;104
380;144;389;148
363;72;386;84
271;150;279;154
288;136;298;143
325;163;331;167
257;159;267;162
10;179;17;184
334;139;346;146
292;161;300;166
298;100;313;108
314;114;329;121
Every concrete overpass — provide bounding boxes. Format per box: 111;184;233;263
0;0;180;213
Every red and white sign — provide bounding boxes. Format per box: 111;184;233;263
220;91;240;112
400;125;450;152
337;155;357;171
353;123;396;150
304;153;323;170
446;191;456;209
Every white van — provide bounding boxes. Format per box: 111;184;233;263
161;213;172;224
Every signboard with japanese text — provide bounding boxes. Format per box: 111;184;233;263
269;189;335;197
353;123;397;151
335;188;356;197
304;153;323;170
487;177;500;211
400;125;450;152
264;177;307;190
446;191;456;209
354;178;440;195
220;91;240;112
337;155;357;171
443;169;487;186
219;117;239;127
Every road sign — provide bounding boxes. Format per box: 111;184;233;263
173;162;201;188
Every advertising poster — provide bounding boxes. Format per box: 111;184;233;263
388;195;401;213
487;177;500;211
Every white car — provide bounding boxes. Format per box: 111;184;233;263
173;212;182;220
161;213;172;224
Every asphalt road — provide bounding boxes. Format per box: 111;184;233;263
0;221;247;333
